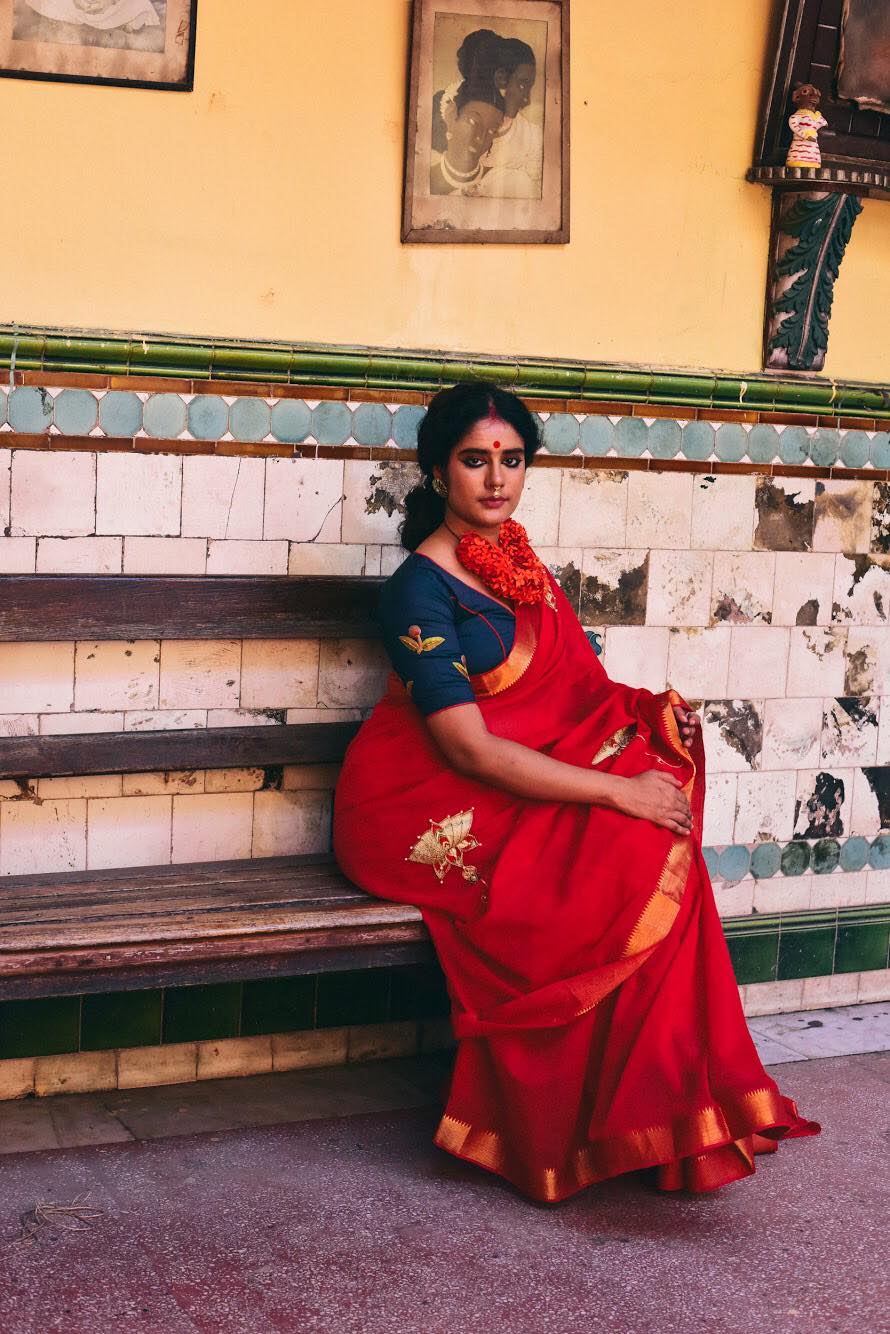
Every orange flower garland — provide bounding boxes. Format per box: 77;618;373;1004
455;518;552;606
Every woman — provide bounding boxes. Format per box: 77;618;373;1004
478;37;544;199
430;80;505;196
333;384;820;1203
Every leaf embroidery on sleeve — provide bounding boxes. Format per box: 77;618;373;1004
399;624;446;654
453;655;470;681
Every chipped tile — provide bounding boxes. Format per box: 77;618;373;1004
786;627;847;697
771;552;836;626
702;771;737;844
726;627;789;697
690;473;756;551
701;700;763;772
666;626;730;699
578;550;648;625
734;771;796;842
710;552;775;625
831;554;890;624
753;476;815;552
645;550;712;626
812;479;872;554
761;697;822;771
850;766;890;834
820;697;878;766
869;480;890;554
537;547;582;613
558;469;628;546
793;769;851;838
264;457;344;542
626;471;693;549
601;626;669;693
341;459;421;544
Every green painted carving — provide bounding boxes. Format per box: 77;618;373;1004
765;190;864;373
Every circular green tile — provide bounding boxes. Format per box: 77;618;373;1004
750;841;781;879
271;399;311;443
230;397;272;442
188;395;229;441
647;419;682;459
811;838;840;874
143;392;187;439
840;429;870;468
311;400;351;446
868;832;890;868
542;413;580;455
579;415;613;456
746;424;779;463
809;428;839;467
715;423;747;462
717;844;751;881
352;403;392;447
780;840;811;876
702;846;719;878
680;420;715;460
392;405;426;450
870;432;890;468
9;386;52;433
99;391;142;437
613;417;649;457
778;426;810;465
53;389;97;436
839;835;869;872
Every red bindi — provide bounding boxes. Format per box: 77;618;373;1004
492;439;501;449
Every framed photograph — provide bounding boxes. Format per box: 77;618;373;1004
0;0;197;91
402;0;569;244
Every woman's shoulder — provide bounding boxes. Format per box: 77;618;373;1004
380;551;456;612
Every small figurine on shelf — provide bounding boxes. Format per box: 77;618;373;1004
786;83;827;169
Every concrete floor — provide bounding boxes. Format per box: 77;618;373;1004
1;1005;888;1333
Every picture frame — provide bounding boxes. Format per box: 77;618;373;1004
402;0;569;244
0;0;197;92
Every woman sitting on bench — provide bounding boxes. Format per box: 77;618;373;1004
333;382;820;1203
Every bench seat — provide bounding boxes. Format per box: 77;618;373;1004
0;855;430;1001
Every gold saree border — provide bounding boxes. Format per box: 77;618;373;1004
470;608;537;697
434;1086;803;1204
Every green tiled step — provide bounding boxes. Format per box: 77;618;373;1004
1;907;887;1058
3;324;890;421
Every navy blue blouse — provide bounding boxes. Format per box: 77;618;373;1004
379;553;516;717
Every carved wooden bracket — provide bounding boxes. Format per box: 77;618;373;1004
763;187;863;372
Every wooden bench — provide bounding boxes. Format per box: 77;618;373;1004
0;574;433;1003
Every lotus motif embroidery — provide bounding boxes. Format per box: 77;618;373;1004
407;808;482;883
399;624;445;654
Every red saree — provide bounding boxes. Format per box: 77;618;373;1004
333;575;820;1202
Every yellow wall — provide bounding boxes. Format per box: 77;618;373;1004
5;0;889;382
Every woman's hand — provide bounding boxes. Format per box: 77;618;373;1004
673;705;699;748
615;770;692;836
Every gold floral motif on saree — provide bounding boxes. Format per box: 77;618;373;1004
590;724;637;767
407;808;482;884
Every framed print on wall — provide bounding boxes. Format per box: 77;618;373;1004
402;0;569;243
0;0;197;91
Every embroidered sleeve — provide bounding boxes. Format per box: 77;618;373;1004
379;567;477;717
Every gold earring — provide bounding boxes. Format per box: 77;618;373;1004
432;477;448;498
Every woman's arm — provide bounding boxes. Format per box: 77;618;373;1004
427;703;692;836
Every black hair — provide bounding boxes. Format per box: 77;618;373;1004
456;28;501;82
454;78;505;115
400;383;541;552
497;38;536;75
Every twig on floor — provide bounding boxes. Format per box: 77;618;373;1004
12;1193;105;1247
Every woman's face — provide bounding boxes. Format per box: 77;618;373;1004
503;63;536;118
449;100;504;164
436;417;526;533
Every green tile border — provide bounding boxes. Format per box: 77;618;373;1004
4;324;890;421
